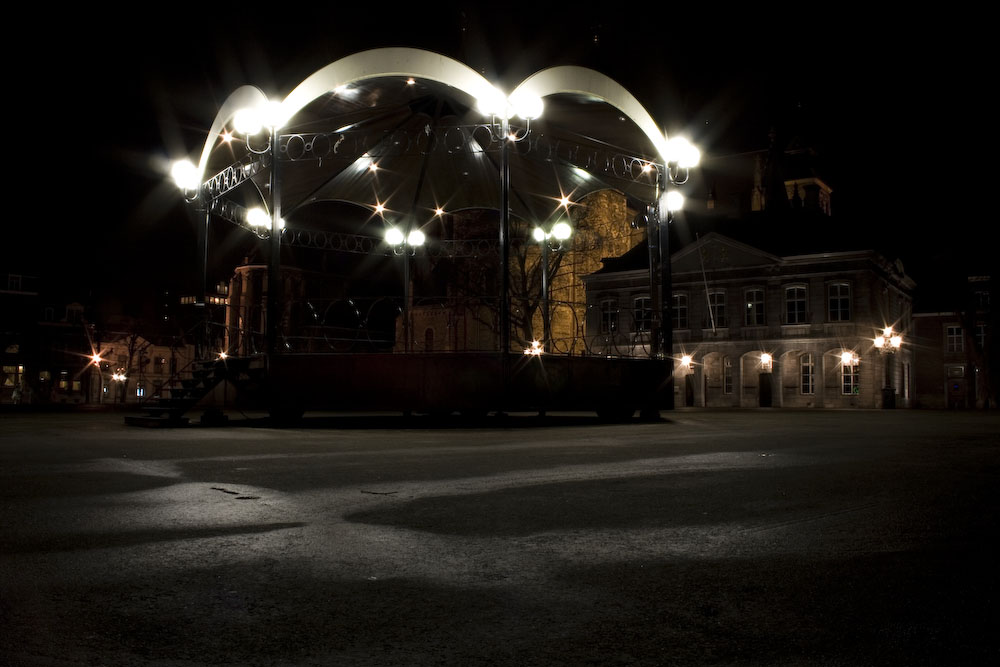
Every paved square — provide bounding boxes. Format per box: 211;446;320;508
2;410;998;665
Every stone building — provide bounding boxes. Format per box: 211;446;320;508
913;275;994;409
583;232;917;409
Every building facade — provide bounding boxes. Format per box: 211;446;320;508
584;233;916;408
913;276;994;409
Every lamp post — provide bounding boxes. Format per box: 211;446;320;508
477;89;543;354
650;137;699;412
531;220;572;352
233;100;286;355
385;226;427;352
875;325;903;408
170;159;211;359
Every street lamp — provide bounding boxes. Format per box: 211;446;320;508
531;220;572;352
477;87;544;355
384;224;428;352
232;98;286;355
875;325;903;408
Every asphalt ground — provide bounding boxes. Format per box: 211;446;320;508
1;409;998;666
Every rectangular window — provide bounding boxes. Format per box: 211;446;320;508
600;300;619;334
7;274;22;291
786;286;807;324
672;294;688;329
723;357;733;394
947;326;964;352
828;283;851;321
800;354;815;394
745;288;765;326
633;297;652;332
842;359;860;395
975;323;987;350
708;290;727;328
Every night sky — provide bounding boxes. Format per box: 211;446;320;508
9;7;982;313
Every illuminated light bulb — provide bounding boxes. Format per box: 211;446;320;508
510;90;543;120
559;196;571;208
219;351;228;360
891;336;902;348
841;352;855;365
874;336;886;348
247;206;271;227
261;100;285;129
233;107;263;135
532;227;547;243
220;130;234;143
434;208;445;216
551;221;572;240
666;136;700;168
374;203;386;215
406;229;426;247
170;160;200;191
665;191;685;212
368;161;379;172
91;354;102;364
883;326;893;337
406;78;416;85
761;353;772;365
246;207;271;227
681;355;692;367
384;227;404;246
476;86;508;117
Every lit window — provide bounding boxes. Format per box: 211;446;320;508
633;297;652;332
947;326;964;353
800;353;815;394
785;286;807;324
672;294;688;330
828;283;851;322
842;357;860;395
745;288;765;326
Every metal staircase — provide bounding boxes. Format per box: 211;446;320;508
124;356;266;427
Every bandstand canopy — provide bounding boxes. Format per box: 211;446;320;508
193;49;675;237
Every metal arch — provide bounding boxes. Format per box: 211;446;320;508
511;66;669;165
282;48;499;126
194;85;270;189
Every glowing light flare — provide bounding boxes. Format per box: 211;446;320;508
170;160;200;191
219;351;228;360
220;130;234;144
665;136;700;168
891;336;902;348
874;336;885;348
434;207;445;217
665;191;685;212
841;351;859;366
532;227;547;243
384;227;405;246
760;353;772;365
509;90;543;120
680;354;692;367
406;229;426;247
524;340;544;356
551;221;572;241
233;107;263;136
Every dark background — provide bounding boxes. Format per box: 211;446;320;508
8;7;983;312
